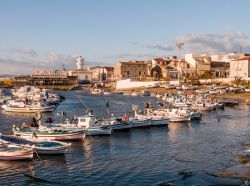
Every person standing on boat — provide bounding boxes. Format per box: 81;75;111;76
44;91;49;99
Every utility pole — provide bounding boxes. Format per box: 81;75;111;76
176;42;184;83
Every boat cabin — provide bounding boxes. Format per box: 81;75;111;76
77;115;97;128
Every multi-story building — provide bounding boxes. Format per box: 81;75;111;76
114;61;149;80
88;66;114;82
230;54;250;79
185;53;211;76
150;57;191;80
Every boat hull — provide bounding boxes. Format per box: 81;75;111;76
86;128;112;136
169;116;191;122
150;118;169;126
130;119;151;128
0;150;33;160
2;105;55;113
14;131;85;141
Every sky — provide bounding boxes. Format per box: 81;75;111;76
1;0;250;74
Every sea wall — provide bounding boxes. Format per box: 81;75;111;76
116;79;161;90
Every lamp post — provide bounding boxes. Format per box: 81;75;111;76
176;42;184;83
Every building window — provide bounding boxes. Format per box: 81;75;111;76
85;75;88;80
127;71;130;76
187;64;190;68
139;71;142;76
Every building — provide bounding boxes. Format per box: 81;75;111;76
230;55;250;79
114;61;149;80
150;57;191;80
210;61;230;78
88;66;114;82
185;54;211;76
31;73;77;86
68;56;92;81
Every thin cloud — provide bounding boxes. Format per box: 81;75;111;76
147;44;174;51
111;53;157;59
10;47;38;57
175;32;250;54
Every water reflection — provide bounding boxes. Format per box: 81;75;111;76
0;91;250;185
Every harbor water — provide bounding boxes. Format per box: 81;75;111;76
0;90;249;185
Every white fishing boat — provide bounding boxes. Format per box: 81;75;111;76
91;88;103;95
13;126;85;141
2;101;55;113
0;135;71;155
103;91;112;95
168;115;191;122
0;143;34;160
77;115;112;136
165;108;191;122
150;117;169;126
130;118;151;128
130;92;140;96
101;117;131;131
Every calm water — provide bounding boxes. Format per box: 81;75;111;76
0;91;250;185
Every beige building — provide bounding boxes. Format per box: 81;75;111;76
185;54;211;76
114;61;149;80
150;57;191;80
230;55;250;79
88;66;114;81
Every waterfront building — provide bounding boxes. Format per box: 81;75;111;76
114;61;149;80
67;56;92;82
230;54;250;79
185;53;211;76
210;61;230;78
88;66;114;82
150;57;191;80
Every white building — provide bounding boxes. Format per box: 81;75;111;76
211;52;239;62
184;53;210;76
68;56;92;81
230;56;250;79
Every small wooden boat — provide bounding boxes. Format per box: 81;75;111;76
0;135;71;155
0;143;33;160
2;102;55;113
13;126;85;141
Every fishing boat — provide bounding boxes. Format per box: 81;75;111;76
165;108;191;122
0;143;34;160
103;91;112;95
13;126;85;141
140;90;150;96
77;115;112;136
168;115;191;122
2;101;55;113
130;117;151;128
150;116;169;126
130;92;140;96
91;88;103;95
101;116;131;131
0;135;71;155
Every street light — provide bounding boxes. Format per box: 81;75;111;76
176;42;184;82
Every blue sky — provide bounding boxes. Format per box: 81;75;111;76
1;0;250;74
